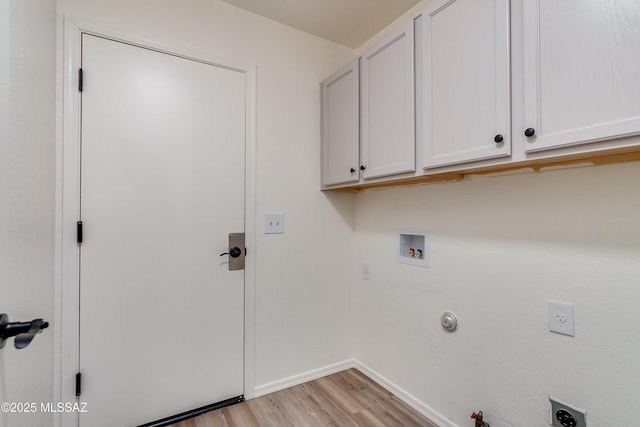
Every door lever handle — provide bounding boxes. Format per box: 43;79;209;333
0;313;49;350
220;247;242;258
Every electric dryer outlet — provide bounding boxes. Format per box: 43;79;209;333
550;396;586;427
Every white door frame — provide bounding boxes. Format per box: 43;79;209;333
54;17;257;427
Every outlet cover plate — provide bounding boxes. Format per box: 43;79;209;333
264;213;284;234
549;300;574;336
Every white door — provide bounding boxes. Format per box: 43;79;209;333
321;59;360;187
79;34;246;427
360;21;415;179
422;0;510;168
522;0;640;152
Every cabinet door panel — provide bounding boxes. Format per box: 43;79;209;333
322;60;359;186
523;0;640;152
423;0;511;168
361;22;415;179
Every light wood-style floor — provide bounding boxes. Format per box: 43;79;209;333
170;369;438;427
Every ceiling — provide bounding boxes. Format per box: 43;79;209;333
219;0;422;48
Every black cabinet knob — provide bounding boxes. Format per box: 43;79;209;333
524;128;535;137
494;134;504;143
360;165;366;171
350;168;356;173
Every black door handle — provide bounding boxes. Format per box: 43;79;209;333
0;313;49;350
524;128;535;137
220;247;242;258
494;134;504;143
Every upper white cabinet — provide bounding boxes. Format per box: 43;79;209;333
422;0;511;168
360;21;415;179
321;0;640;191
321;60;359;187
522;0;640;153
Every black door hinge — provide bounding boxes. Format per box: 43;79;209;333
77;221;83;243
79;68;84;92
75;372;82;397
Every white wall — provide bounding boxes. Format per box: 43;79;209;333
7;1;639;427
349;2;640;426
2;1;57;427
353;162;640;427
4;1;355;426
56;0;356;398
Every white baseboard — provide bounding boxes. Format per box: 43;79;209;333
352;360;458;427
253;359;355;397
253;358;458;427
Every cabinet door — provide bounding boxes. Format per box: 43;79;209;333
422;0;511;169
523;0;640;152
321;60;359;186
361;21;415;179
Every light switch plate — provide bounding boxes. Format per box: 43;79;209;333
549;301;574;336
264;213;284;234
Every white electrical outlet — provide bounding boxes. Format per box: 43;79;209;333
549;301;574;336
264;213;284;234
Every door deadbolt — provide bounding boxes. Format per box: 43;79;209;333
220;247;242;258
221;233;245;271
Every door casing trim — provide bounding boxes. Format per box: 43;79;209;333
54;16;257;427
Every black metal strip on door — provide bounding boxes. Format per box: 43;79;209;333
137;395;244;427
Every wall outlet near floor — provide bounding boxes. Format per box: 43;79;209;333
550;396;586;427
549;300;574;336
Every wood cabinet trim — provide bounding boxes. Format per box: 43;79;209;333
325;146;640;192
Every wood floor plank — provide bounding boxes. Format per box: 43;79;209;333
314;374;366;414
245;395;297;427
167;368;437;427
266;384;318;427
345;369;394;400
385;396;439;427
221;402;261;427
328;369;401;425
352;409;389;427
193;411;229;427
287;381;359;427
